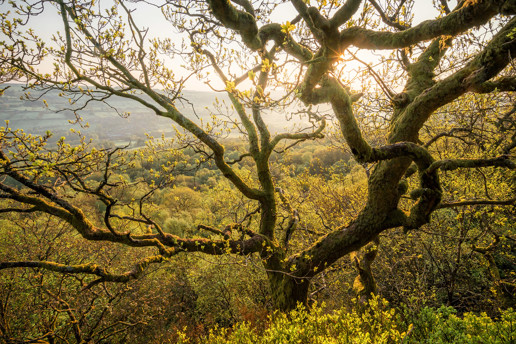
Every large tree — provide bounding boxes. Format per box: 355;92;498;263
0;0;515;311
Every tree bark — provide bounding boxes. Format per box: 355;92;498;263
267;271;310;311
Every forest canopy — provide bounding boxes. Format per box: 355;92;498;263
0;0;515;342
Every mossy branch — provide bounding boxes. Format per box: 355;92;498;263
329;0;362;28
340;0;503;50
0;258;163;283
207;0;261;50
471;76;516;93
427;156;515;174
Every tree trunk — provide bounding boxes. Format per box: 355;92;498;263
267;271;310;311
352;237;379;305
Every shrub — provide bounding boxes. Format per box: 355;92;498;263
176;298;516;344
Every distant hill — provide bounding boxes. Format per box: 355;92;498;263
0;84;311;146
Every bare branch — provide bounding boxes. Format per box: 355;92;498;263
368;0;409;31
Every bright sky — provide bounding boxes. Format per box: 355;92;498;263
1;0;456;91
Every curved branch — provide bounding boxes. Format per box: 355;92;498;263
285;141;443;279
329;0;362;28
226;152;252;165
0;256;167;283
391;17;516;142
290;0;323;41
424;128;475;148
326;78;371;162
340;0;503;50
259;23;313;62
231;0;255;16
471;76;516;93
270;118;326;150
207;0;261;50
427;155;515;174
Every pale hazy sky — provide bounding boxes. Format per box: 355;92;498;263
1;1;455;90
